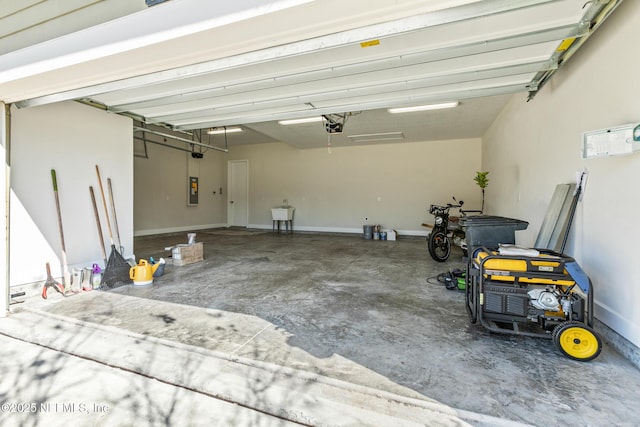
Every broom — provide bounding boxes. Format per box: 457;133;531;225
107;178;124;254
95;165;131;289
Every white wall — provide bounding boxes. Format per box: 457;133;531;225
0;103;7;314
133;137;482;236
482;0;640;347
227;139;482;234
134;139;227;236
10;101;133;287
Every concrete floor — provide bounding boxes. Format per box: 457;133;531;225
7;229;640;426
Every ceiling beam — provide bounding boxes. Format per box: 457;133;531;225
174;80;530;130
15;0;555;109
2;0;315;89
145;61;550;126
107;25;576;115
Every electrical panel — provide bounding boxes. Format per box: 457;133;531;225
582;123;640;159
189;176;198;205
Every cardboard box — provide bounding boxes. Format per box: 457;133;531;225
384;229;397;241
172;242;204;266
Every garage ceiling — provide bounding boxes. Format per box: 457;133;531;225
0;0;622;148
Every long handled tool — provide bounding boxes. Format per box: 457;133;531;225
107;178;123;254
51;169;71;291
90;186;108;266
559;170;587;253
96;165;115;247
95;165;131;289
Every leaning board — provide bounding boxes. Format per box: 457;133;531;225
534;183;576;251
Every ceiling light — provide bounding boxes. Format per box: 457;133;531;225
348;132;405;143
388;101;459;114
278;117;324;125
207;127;242;135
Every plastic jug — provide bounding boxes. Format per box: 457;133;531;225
129;259;159;286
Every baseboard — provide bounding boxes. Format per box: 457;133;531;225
594;319;640;370
248;224;361;234
134;223;227;237
396;229;429;237
249;224;428;237
594;302;640;369
137;223;429;237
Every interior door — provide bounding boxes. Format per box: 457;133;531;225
228;160;248;227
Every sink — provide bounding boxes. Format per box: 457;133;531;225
271;207;294;220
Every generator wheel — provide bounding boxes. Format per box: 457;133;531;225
553;321;602;362
551;324;562;345
552;320;582;346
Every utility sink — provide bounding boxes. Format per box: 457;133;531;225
271;207;294;220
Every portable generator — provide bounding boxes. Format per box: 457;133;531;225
465;246;601;361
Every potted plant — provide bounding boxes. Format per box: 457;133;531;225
474;171;489;213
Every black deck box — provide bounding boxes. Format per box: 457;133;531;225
459;215;529;256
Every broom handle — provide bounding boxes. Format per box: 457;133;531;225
90;186;108;265
95;165;114;245
51;169;70;287
107;178;122;251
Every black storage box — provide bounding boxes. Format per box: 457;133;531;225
460;215;529;255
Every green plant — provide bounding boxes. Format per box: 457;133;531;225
474;171;489;213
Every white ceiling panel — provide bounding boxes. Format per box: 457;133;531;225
0;0;623;148
0;0;148;55
123;43;555;121
246;95;513;149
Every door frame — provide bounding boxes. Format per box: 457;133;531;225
227;159;249;228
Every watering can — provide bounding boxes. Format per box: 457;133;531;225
129;259;160;286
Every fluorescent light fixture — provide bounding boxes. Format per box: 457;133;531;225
388;101;459;114
348;132;405;143
278;117;323;125
207;127;242;135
